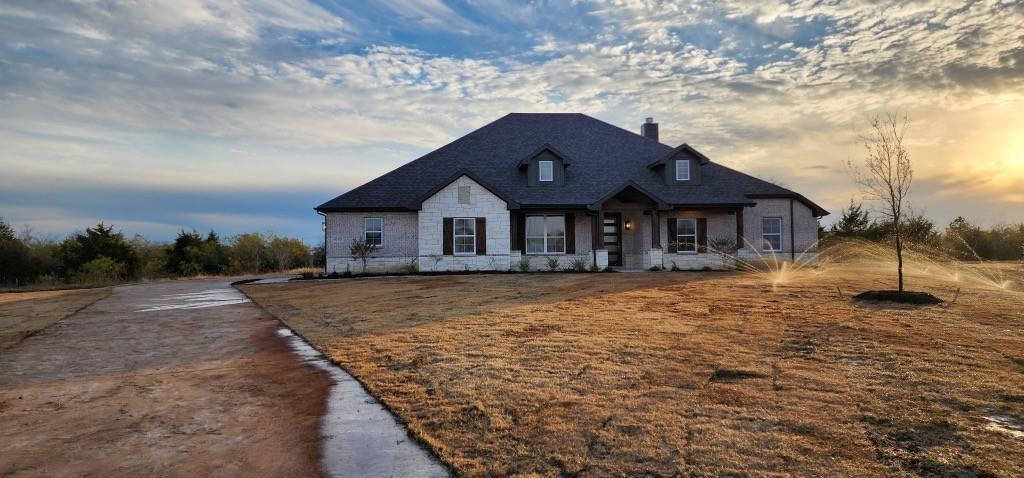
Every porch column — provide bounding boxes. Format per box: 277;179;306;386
736;208;744;248
651;209;661;248
591;213;602;250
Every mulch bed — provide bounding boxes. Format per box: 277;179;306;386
853;290;943;304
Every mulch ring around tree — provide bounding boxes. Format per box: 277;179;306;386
853;290;943;304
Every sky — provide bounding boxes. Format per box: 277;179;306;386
1;0;1023;244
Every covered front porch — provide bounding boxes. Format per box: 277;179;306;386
509;184;752;271
587;183;744;270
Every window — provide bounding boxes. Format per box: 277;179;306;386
526;215;565;254
538;160;554;182
453;218;476;255
364;217;383;246
675;159;690;181
762;217;783;251
675;218;697;253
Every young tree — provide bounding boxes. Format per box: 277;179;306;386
349;238;377;273
848;113;913;292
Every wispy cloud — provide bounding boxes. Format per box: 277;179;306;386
1;0;1023;241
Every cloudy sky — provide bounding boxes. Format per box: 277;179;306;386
2;1;1023;243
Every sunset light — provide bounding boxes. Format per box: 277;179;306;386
2;2;1024;240
2;3;1024;477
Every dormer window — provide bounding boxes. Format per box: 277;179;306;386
675;159;690;181
520;144;569;186
538;160;553;182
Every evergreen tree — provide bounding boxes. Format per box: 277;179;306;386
0;218;33;284
58;223;139;278
830;199;871;237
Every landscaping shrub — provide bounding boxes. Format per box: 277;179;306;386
569;257;587;272
709;237;738;255
546;257;559;271
349;239;377;273
518;256;531;272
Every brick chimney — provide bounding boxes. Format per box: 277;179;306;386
641;117;659;142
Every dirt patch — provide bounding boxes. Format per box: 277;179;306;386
242;267;1024;477
0;288;110;353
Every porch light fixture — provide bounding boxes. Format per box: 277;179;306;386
624;219;633;230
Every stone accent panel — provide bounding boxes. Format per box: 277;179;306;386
663;253;731;270
418;175;511;271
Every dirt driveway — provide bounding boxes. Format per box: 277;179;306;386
0;280;330;477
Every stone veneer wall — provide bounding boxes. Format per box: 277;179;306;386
322;195;819;273
325;212;418;274
418;175;511;271
659;210;736;270
741;198;819;257
515;213;595;270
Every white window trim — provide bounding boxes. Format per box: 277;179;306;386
675;217;697;253
675;159;690;181
525;215;566;255
762;217;783;252
364;217;383;247
453;217;476;256
538;160;554;182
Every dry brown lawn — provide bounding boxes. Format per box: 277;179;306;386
241;264;1024;477
0;288;110;353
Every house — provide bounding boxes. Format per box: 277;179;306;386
316;113;828;273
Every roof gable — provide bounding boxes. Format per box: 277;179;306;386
646;143;712;169
517;143;572;167
408;169;518;210
588;181;670;211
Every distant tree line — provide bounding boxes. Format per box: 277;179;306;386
822;200;1024;260
0;218;325;287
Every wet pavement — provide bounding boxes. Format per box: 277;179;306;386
0;279;447;477
275;327;449;477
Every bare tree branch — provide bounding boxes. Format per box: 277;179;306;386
847;112;914;292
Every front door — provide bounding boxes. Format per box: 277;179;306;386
603;213;622;266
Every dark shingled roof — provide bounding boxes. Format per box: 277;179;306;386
316;113;828;216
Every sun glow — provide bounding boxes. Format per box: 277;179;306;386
1007;150;1024;171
